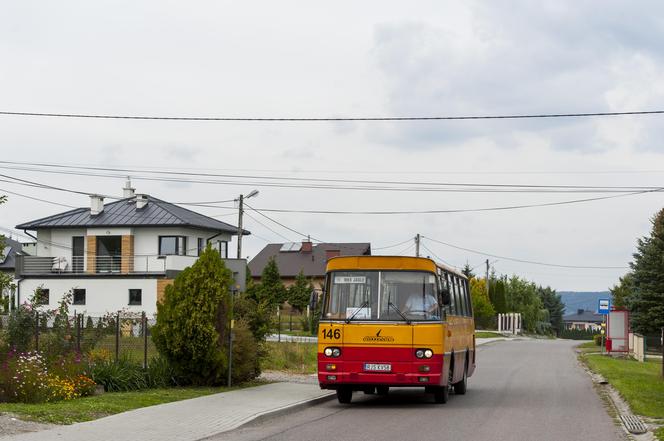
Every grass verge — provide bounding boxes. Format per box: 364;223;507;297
576;341;602;353
583;354;664;419
0;382;264;425
261;341;317;374
475;331;504;339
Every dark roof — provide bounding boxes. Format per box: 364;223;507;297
563;310;604;323
248;242;371;278
16;196;247;235
0;237;25;271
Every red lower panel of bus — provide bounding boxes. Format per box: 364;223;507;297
318;346;444;388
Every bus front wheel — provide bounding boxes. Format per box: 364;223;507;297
337;387;352;404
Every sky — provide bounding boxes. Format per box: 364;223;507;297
1;0;664;291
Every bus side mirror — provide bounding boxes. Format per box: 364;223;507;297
440;288;451;306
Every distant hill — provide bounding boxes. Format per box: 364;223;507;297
558;291;611;315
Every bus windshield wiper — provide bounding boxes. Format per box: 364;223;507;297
346;301;369;323
388;301;411;324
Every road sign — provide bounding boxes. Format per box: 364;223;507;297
598;298;611;314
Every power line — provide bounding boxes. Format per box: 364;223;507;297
0;159;660;176
0;187;78;208
0;161;659;192
422;236;628;270
2;109;664;122
372;238;414;250
2;171;662;216
243;211;294;243
419;242;458;269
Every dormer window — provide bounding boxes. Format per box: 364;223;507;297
159;236;187;256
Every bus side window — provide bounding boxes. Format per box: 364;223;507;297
457;277;467;316
447;273;457;315
452;275;461;316
464;279;473;317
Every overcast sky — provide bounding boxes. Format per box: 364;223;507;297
2;1;664;291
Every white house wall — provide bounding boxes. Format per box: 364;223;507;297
18;278;159;317
132;227;230;272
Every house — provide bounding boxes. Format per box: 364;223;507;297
1;236;25;307
562;309;604;331
248;241;371;289
13;181;247;316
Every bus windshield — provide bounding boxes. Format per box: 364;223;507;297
323;271;440;322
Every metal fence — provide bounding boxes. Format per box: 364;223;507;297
0;311;156;368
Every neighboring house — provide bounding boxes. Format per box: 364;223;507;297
1;237;25;306
14;182;247;316
248;241;371;289
562;309;603;331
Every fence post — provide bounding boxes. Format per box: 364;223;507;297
76;313;82;352
115;311;120;362
277;306;281;342
289;313;292;332
35;311;40;352
661;327;663;378
142;312;148;370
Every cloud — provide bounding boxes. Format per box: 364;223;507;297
368;1;664;152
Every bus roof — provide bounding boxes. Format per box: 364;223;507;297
326;255;467;279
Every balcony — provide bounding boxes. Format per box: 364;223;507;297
14;255;185;276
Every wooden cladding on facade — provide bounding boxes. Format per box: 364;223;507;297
86;235;96;274
121;235;134;274
157;279;174;304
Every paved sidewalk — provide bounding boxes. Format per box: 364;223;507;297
3;383;334;441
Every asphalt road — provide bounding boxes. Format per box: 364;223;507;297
212;339;625;441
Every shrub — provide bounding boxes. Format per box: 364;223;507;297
91;357;147;392
7;306;35;352
560;328;599;340
230;320;261;384
594;334;603;346
234;294;273;342
146;356;180;388
152;245;232;386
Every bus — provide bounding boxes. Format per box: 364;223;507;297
317;255;475;404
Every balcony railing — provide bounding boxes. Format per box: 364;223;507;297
15;254;198;276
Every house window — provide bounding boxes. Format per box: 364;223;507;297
212;241;228;258
35;288;49;305
129;289;142;305
73;288;86;305
159;236;187;256
198;238;205;256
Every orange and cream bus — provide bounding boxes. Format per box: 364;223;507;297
317;255;475;404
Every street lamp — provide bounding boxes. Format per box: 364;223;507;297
236;190;259;259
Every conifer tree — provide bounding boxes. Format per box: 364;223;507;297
287;270;314;312
629;208;664;335
152;245;232;385
259;257;287;307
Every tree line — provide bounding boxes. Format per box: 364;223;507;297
610;208;664;337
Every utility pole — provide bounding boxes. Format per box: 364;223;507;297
236;194;244;259
236;190;259;259
485;259;490;296
415;234;420;257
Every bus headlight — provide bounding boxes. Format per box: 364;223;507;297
415;348;433;359
324;347;341;357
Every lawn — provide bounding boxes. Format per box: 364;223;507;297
583;354;664;419
475;331;504;339
261;341;317;374
0;383;263;425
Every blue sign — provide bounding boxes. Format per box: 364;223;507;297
598;298;611;314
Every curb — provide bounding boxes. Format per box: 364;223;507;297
199;391;336;440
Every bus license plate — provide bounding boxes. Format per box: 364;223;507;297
364;363;391;372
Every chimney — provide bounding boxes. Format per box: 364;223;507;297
90;195;104;216
301;239;313;253
123;177;136;198
577;309;584;315
136;194;148;209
